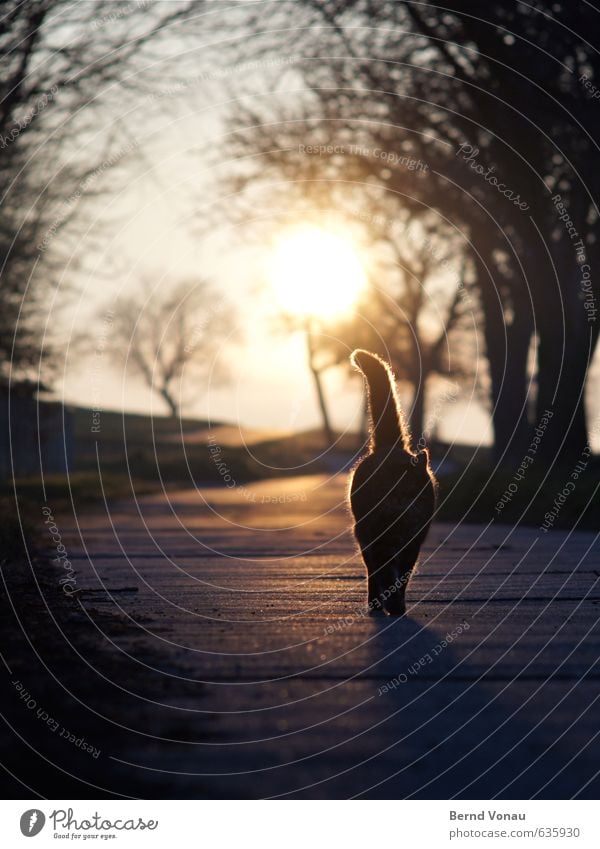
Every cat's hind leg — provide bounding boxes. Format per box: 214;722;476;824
383;543;422;615
356;543;386;613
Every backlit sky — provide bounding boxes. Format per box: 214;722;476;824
57;46;599;449
61;144;493;444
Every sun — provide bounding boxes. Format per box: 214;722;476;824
269;227;367;321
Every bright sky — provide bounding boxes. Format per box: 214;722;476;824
62;159;494;444
57;52;598;450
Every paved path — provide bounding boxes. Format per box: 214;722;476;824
49;475;600;797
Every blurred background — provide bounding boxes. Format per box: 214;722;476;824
2;0;599;529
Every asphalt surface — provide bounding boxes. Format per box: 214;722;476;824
2;474;599;798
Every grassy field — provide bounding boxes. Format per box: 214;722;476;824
4;408;343;517
2;406;598;531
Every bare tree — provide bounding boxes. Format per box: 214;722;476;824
211;0;600;464
0;0;204;387
217;144;479;447
277;313;335;446
317;216;479;445
105;279;231;418
372;227;475;442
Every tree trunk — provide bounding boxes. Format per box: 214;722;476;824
160;387;179;418
534;261;596;464
475;254;533;464
305;326;333;445
535;340;590;464
529;222;600;464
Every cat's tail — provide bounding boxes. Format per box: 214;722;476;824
351;349;411;452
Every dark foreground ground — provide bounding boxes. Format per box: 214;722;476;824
1;474;599;798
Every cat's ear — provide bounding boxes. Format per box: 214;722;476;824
417;448;429;467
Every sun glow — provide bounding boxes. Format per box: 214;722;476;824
269;227;367;320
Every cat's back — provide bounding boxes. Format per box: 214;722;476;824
350;447;436;531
